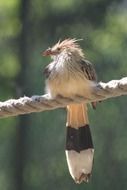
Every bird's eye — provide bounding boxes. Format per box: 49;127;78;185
57;47;61;51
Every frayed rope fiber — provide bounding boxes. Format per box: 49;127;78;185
0;77;127;118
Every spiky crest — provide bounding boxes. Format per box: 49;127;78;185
52;38;84;57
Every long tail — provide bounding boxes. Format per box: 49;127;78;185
65;103;94;184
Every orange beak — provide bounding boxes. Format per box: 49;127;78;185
42;48;52;56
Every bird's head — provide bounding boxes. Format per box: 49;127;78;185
42;38;84;60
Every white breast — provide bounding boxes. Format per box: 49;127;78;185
45;52;95;98
46;72;95;98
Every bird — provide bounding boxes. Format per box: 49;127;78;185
42;38;97;184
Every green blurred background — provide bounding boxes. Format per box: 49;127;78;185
0;0;127;189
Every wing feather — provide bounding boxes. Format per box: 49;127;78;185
80;59;97;82
80;60;97;109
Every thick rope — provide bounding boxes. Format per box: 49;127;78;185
0;77;127;118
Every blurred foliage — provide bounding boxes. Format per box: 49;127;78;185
0;0;127;190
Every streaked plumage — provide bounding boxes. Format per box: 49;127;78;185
43;38;97;183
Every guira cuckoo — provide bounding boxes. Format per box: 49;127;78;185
42;39;97;184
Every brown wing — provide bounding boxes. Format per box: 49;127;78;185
43;65;51;78
43;62;55;79
80;59;97;109
80;59;97;82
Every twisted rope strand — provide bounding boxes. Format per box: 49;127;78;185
0;77;127;118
